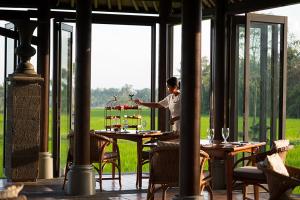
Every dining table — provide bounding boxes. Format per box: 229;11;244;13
95;129;163;189
200;141;266;200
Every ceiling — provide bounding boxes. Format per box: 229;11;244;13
0;0;300;16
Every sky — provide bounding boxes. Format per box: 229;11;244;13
1;4;300;89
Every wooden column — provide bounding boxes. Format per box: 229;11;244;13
66;0;95;195
37;0;50;154
150;24;156;130
74;0;92;166
37;0;53;179
158;0;171;131
270;25;279;145
213;0;226;140
179;0;202;198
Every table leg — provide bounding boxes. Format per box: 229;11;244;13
226;154;233;200
136;140;143;189
112;139;117;179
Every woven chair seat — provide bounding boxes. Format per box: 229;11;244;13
234;166;266;181
103;152;119;160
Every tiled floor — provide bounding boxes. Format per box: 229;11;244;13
1;174;271;200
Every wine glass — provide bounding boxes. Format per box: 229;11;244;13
123;119;128;131
222;128;230;143
207;128;214;144
141;120;147;131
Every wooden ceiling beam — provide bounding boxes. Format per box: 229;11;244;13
202;0;212;8
117;0;122;10
107;0;112;10
93;0;98;8
208;0;215;7
226;0;300;14
142;1;149;12
131;0;139;11
153;2;158;12
0;26;38;45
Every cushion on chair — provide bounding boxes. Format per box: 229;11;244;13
157;141;180;148
266;153;289;176
273;140;289;149
233;166;266;181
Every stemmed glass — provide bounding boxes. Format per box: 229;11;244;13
123;119;128;131
207;128;215;144
141;120;147;131
222;128;230;143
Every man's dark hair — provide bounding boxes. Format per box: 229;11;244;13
167;77;179;88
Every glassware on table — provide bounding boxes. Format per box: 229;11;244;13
207;128;215;144
222;128;230;143
141;120;147;131
123;119;128;131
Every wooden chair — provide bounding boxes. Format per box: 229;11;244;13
232;140;293;200
139;131;180;185
147;143;213;200
262;165;300;200
62;130;122;191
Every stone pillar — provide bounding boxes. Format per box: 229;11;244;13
5;20;43;181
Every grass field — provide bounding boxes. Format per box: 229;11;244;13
0;108;300;185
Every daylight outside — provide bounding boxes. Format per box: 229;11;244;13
0;1;300;199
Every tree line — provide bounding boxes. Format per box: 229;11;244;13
0;36;300;117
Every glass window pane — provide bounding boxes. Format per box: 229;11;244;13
237;25;245;142
60;30;72;171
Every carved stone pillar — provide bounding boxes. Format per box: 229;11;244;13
5;20;43;181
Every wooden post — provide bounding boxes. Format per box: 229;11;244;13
179;0;202;198
213;0;226;141
37;0;53;179
158;0;171;131
66;0;95;195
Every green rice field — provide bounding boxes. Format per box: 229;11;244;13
0;108;300;192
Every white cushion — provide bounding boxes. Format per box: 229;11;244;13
273;140;289;149
266;153;289;176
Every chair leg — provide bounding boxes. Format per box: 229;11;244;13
206;184;213;199
162;186;167;200
136;164;139;188
62;151;72;190
242;184;247;200
99;164;103;191
62;167;68;190
147;183;155;200
253;185;259;200
118;157;122;189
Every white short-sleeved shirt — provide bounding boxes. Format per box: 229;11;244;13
158;93;181;132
